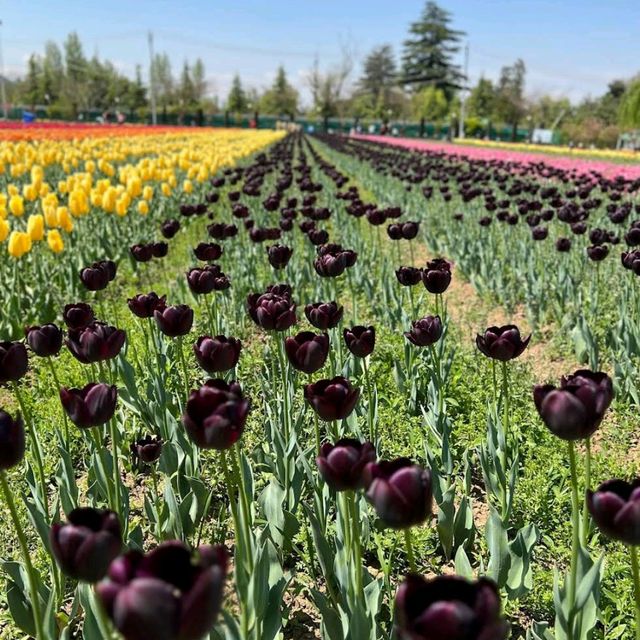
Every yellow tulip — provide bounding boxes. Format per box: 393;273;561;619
27;214;44;241
137;200;149;215
183;179;193;194
142;185;153;201
8;230;31;258
47;229;64;253
0;218;9;242
57;207;73;232
9;194;24;217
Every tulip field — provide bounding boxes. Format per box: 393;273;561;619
0;124;640;640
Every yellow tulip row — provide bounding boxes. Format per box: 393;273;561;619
0;129;284;258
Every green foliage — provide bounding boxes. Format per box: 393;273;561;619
259;66;299;118
401;1;466;98
411;85;448;121
227;73;248;113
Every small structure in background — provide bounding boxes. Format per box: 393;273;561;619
617;131;640;151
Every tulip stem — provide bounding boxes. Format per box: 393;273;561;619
500;361;510;521
109;418;121;516
404;528;417;573
567;440;581;640
314;411;321;454
232;444;254;567
277;333;291;494
630;545;640;640
176;336;190;407
12;382;48;519
582;438;592;547
47;357;70;447
408;285;416;319
362;356;375;445
349;492;364;604
0;470;45;640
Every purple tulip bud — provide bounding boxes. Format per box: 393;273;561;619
343;325;375;358
556;237;572;252
161;219;180;239
586;244;609;262
304;376;360;421
533;369;614;440
401;222;419;240
151;242;168;258
63;302;95;329
25;324;63;357
130;244;154;263
128;292;167;319
396;267;423;287
182;379;250;450
587;479;640;546
405;316;443;347
305;301;343;330
285;331;329;374
60;382;117;428
476;325;530;361
193;243;222;262
422;258;452;294
395;574;509;640
79;262;111;291
130;435;163;464
66;322;126;364
186;267;217;295
0;410;25;470
0;341;28;382
154;305;194;338
247;290;297;332
267;244;293;269
193;336;241;373
316;439;376;491
50;508;122;582
96;541;227;640
364;458;432;529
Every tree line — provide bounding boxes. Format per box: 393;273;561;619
5;1;640;146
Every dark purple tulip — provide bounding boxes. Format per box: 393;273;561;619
586;245;609;262
304;376;360;421
79;263;110;291
405;316;443;347
531;226;548;241
533;369;614;440
182;380;250;450
422;258;452;294
97;260;117;282
60;383;118;428
63;302;95;330
314;252;348;278
66;323;126;364
305;301;343;330
556;237;572;252
151;242;168;258
130;244;154;263
127;292;167;319
50;508;122;582
25;324;63;357
161;219;180;239
207;223;228;240
401;222;419;240
395;266;423;287
316;439;376;491
193;243;222;262
476;325;530;361
343;326;375;358
571;221;587;235
0;410;25;470
587;479;640;545
622;250;640;275
285;331;329;374
154;305;194;338
267;244;293;269
247;292;297;332
0;341;28;382
308;229;329;246
96;541;227;640
130;435;163;464
387;223;403;240
395;574;509;640
364;458;432;529
193;336;242;373
186;267;217;295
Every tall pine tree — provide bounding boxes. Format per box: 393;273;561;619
401;1;465;99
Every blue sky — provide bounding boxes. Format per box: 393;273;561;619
2;0;639;105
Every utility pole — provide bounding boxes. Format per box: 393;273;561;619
0;20;8;119
458;43;469;139
147;31;157;125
